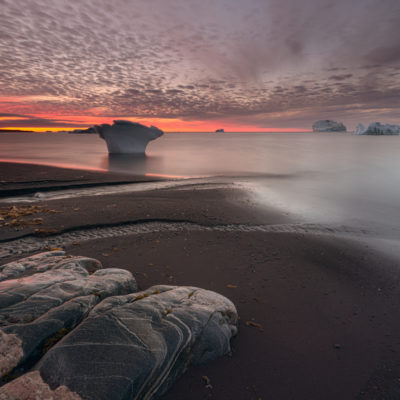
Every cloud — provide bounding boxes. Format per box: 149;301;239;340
329;74;353;81
365;45;400;65
0;0;399;128
0;114;86;128
0;113;34;118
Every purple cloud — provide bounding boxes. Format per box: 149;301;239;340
0;0;399;128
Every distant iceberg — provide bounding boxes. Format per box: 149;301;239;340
95;120;164;154
355;122;400;135
312;120;347;132
215;128;224;133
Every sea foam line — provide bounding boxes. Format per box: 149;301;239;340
0;179;223;203
0;221;371;261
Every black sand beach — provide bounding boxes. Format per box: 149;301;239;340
1;162;400;399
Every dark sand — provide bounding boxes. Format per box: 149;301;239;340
1;162;400;399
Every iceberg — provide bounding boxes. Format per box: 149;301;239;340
312;120;347;132
355;122;400;135
95;120;164;154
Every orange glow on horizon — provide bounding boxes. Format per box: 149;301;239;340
0;127;89;132
1;122;310;133
1;125;310;133
0;117;28;121
0;112;311;133
0;95;312;132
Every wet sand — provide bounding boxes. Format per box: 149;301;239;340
0;161;160;196
1;162;400;399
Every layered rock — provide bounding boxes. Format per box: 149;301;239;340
355;122;400;135
95;120;164;154
0;251;137;380
312;120;347;132
0;252;237;400
0;250;67;282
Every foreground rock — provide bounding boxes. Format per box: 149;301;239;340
0;251;137;379
95;120;164;154
355;122;400;135
312;120;347;132
0;252;237;400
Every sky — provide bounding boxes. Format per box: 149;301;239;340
0;0;399;132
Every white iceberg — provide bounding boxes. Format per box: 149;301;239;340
355;122;400;135
95;120;164;154
312;120;347;132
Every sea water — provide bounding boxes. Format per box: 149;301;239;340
1;131;400;245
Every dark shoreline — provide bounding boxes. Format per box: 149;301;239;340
1;161;400;399
0;161;164;197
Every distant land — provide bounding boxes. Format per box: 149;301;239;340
0;129;35;133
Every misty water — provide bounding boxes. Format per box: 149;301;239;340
1;131;400;251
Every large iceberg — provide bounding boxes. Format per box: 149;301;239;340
312;120;347;132
355;122;400;135
95;120;164;154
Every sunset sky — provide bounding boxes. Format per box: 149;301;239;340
1;0;399;132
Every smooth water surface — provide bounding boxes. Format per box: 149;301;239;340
1;132;400;240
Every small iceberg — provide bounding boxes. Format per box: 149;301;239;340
355;122;400;135
312;120;347;132
95;120;164;154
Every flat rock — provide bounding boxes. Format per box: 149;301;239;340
0;253;238;400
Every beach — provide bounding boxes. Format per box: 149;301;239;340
2;0;399;395
1;161;400;399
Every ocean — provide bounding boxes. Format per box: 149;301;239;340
1;131;400;250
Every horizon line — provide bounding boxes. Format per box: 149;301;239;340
0;127;312;133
